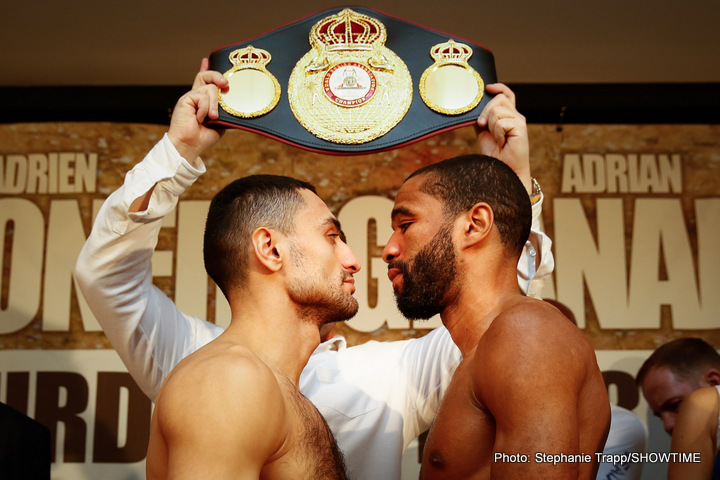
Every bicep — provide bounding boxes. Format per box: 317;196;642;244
475;321;584;476
487;373;581;479
164;414;271;480
489;371;580;455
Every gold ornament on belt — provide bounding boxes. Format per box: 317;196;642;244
288;8;413;144
420;39;485;115
219;46;281;118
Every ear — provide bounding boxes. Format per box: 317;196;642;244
460;202;494;250
251;227;284;273
703;367;720;386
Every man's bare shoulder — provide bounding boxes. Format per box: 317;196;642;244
155;341;287;441
485;297;590;349
459;297;609;478
473;297;597;386
147;342;298;478
164;342;277;391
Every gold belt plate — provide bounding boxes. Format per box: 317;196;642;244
288;9;412;144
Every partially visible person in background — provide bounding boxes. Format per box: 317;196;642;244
636;338;720;435
636;337;720;480
0;402;51;480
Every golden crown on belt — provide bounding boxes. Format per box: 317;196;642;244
429;39;474;65
309;8;386;52
228;46;272;67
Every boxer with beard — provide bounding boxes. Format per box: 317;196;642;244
388;223;457;321
383;155;610;479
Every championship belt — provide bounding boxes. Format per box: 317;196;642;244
208;7;496;155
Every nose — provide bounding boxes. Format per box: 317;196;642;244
661;413;676;435
382;233;400;264
341;241;361;273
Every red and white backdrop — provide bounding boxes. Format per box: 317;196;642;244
1;121;718;478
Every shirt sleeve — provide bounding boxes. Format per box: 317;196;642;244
74;134;223;401
596;405;648;480
519;192;554;299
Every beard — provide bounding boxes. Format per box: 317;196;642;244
287;245;359;326
389;224;458;320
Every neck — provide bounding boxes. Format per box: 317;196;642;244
224;290;323;384
440;257;523;356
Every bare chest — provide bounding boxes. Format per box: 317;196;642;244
421;363;495;480
265;380;348;480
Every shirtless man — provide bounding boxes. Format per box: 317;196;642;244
382;91;611;478
133;71;358;479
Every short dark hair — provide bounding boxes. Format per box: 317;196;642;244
406;154;531;259
636;337;720;386
203;174;317;299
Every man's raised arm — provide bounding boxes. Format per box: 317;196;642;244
74;64;228;399
476;83;553;297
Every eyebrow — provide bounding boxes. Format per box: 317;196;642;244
320;216;348;243
319;216;343;234
660;397;681;411
320;216;341;230
390;206;414;223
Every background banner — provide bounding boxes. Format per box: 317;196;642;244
1;121;718;479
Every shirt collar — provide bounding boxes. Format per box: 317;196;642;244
313;335;347;353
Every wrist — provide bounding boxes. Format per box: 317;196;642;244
514;166;532;195
529;178;542;205
167;132;200;163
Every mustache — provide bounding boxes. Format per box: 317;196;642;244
387;260;409;274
